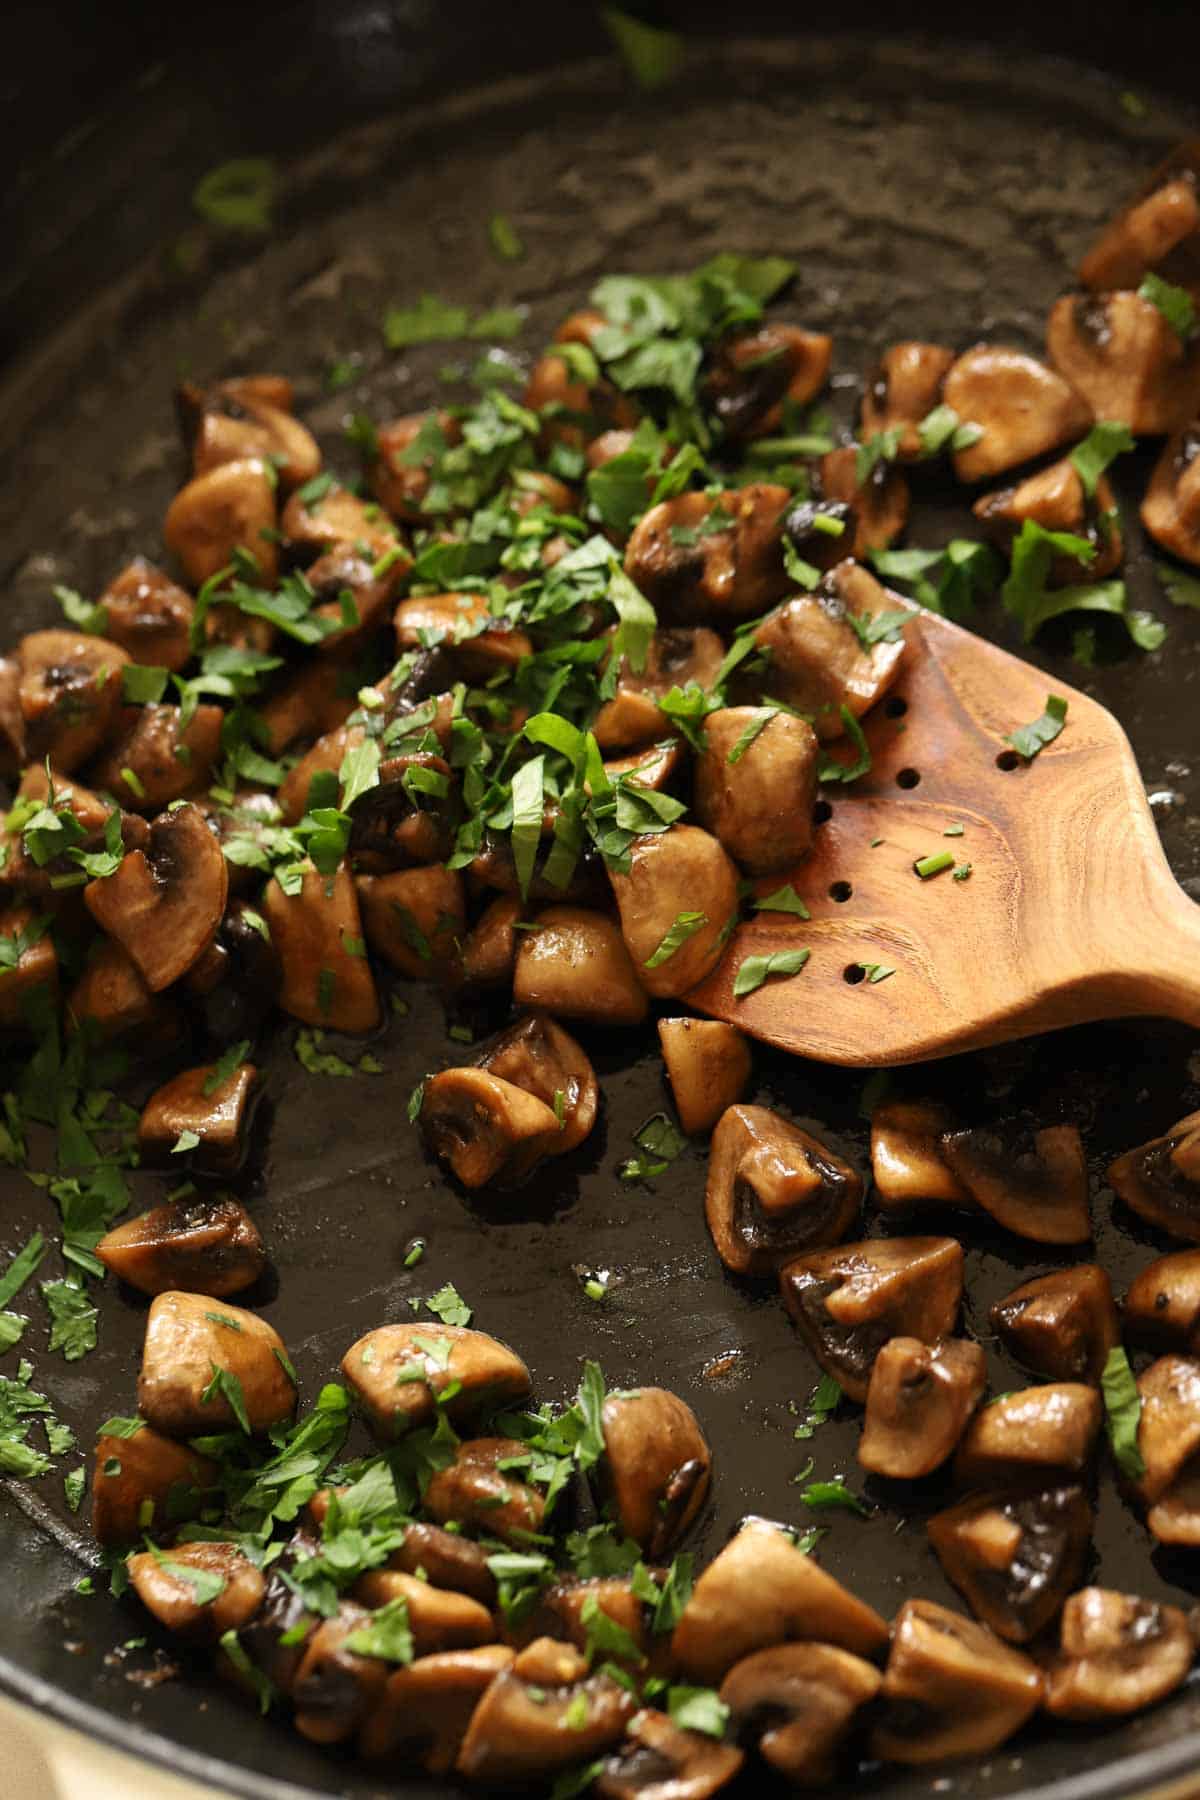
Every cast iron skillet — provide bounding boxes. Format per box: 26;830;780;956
2;5;1200;1797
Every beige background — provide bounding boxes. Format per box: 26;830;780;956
0;1693;224;1799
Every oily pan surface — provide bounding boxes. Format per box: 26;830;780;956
1;33;1200;1800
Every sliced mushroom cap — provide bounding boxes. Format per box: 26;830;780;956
623;486;792;625
475;1013;599;1156
658;1018;752;1138
514;1577;653;1669
18;629;130;772
706;1105;862;1277
1124;1249;1200;1351
693;706;819;875
942;345;1092;481
602;737;688;794
1045;1588;1197;1721
609;825;739;1000
513;905;650;1027
1141;423;1200;565
990;1265;1119;1383
860;342;957;460
96;1194;265;1297
459;894;523;991
163;457;279;588
858;1336;987;1479
136;1061;261;1175
91;1422;217;1547
455;1636;638;1782
424;1436;546;1544
1134;1355;1200;1542
953;1383;1102;1489
136;1290;296;1438
352;1569;495;1653
90;702;224;813
1080;175;1200;290
705;323;833;440
870;1099;968;1211
671;1516;889;1684
927;1485;1092;1644
1109;1109;1200;1238
260;859;380;1032
340;1323;530;1439
127;1541;266;1643
0;906;58;1025
870;1599;1043;1764
84;801;228;992
592;626;725;752
292;1601;390;1744
720;1642;882;1785
281;479;401;560
98;558;195;671
359;1644;515;1770
941;1123;1091;1244
420;1066;562;1188
183;380;321;490
67;937;176;1044
600;1386;712;1555
355;864;465;982
383;1520;497;1605
753;560;909;741
1046;292;1200;434
394;590;532;678
778;1237;964;1403
597;1706;745;1800
818;446;910;555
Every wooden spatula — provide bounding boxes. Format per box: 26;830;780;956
689;605;1200;1066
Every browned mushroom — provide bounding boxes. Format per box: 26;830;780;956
600;1387;711;1555
705;323;833;440
180;377;321;490
127;1541;266;1643
941;1123;1091;1244
512;905;650;1026
352;1569;495;1653
66;938;176;1043
1045;1588;1197;1720
706;1104;861;1277
693;707;819;874
424;1437;546;1544
1134;1354;1200;1544
84;802;228;992
91;1422;217;1547
276;723;358;824
974;457;1124;583
1046;292;1200;433
260;860;380;1032
592;628;724;752
1141;423;1200;565
597;1707;745;1800
136;1290;296;1437
136;1061;261;1174
455;1636;638;1782
942;345;1092;481
1081;176;1200;290
0;906;58;1025
858;1337;987;1478
870;1599;1043;1763
513;1576;653;1670
953;1384;1102;1489
475;1013;599;1156
420;1067;562;1188
306;547;411;649
98;558;195;671
990;1266;1119;1383
184;898;282;1042
927;1486;1092;1643
753;559;910;741
459;894;523;991
818;447;911;555
0;657;24;773
281;479;401;561
379;1521;497;1605
609;825;739;1000
1108;1109;1200;1240
603;738;688;793
359;1645;515;1770
96;1194;265;1297
394;590;532;677
355;865;465;982
524;350;638;454
226;1528;320;1699
340;1323;530;1439
658;1018;752;1137
163;457;279;588
860;342;957;459
91;703;224;814
720;1643;881;1785
870;1099;968;1212
672;1517;888;1683
292;1602;390;1744
623;486;793;625
1124;1249;1200;1350
778;1237;964;1403
1;764;132;905
18;629;130;771
366;410;462;520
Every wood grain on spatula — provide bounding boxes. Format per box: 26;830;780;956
689;607;1200;1066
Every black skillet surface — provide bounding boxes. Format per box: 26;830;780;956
3;13;1200;1800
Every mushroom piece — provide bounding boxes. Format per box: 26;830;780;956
1141;424;1200;566
720;1643;881;1786
136;1061;261;1174
514;1577;654;1670
942;345;1092;481
84;801;228;992
475;1013;599;1156
658;1018;752;1138
858;1337;987;1478
1046;292;1200;434
458;894;523;991
1080;175;1200;290
455;1636;638;1783
1045;1588;1197;1721
257;660;358;758
600;1387;712;1555
512;905;650;1027
817;447;911;555
974;457;1124;584
394;591;532;677
927;1485;1092;1644
352;1569;496;1653
597;1707;745;1800
340;1323;530;1439
2;764;132;903
382;1521;497;1605
127;1541;266;1643
96;1194;265;1297
66;938;175;1044
281;479;401;561
693;707;819;874
706;1105;862;1277
162;457;279;588
0;657;25;773
778;1237;964;1403
860;342;957;459
672;1517;888;1684
592;628;725;752
91;1422;217;1547
185;898;283;1042
990;1265;1119;1383
355;864;465;982
941;1123;1091;1244
419;1067;562;1189
777;495;858;581
1124;1249;1200;1351
227;1528;321;1699
623;486;793;625
136;1290;296;1438
1108;1109;1200;1239
292;1602;390;1745
523;351;638;454
609;825;739;1000
17;629;129;772
344;748;458;871
603;737;688;793
953;1384;1102;1489
90;703;225;813
0;907;58;1025
424;1437;546;1544
1134;1354;1200;1544
359;1645;515;1770
305;544;410;648
704;323;833;439
98;558;195;671
181;378;321;491
753;560;910;741
870;1599;1043;1764
870;1099;968;1212
260;860;380;1033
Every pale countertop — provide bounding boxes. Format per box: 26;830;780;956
0;1692;226;1799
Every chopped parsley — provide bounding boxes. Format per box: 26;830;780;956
643;910;708;969
732;947;810;998
1101;1345;1146;1481
1138;272;1197;342
1004;694;1068;760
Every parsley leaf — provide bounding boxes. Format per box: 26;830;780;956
643;910;708;969
0;1232;47;1311
426;1284;472;1328
753;884;810;919
202;1040;251;1097
1001;520;1165;650
1069;420;1135;498
201;1363;252;1435
601;5;684;89
1101;1345;1146;1480
42;1279;98;1361
667;1686;730;1738
344;1595;415;1664
732;947;810;998
1138;272;1197;341
193;159;275;234
1005;694;1068;760
799;1477;871;1515
1157;564;1200;612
